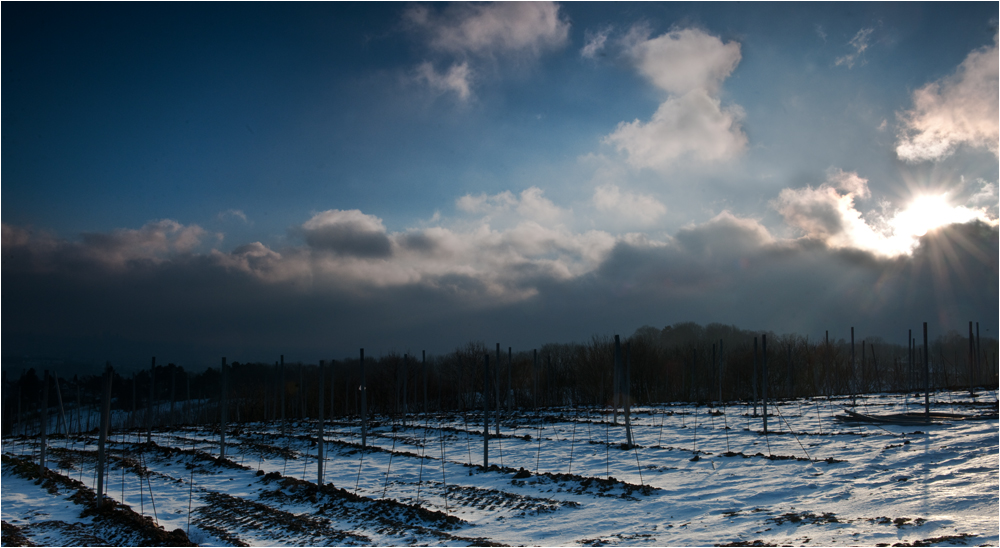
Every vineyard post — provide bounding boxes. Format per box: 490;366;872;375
318;360;325;485
170;365;176;425
40;370;49;474
185;372;191;424
533;349;538;411
53;372;68;435
131;373;137;429
495;344;501;436
96;363;113;507
712;343;717;404
719;340;724;402
786;344;792;398
423;350;428;414
752;338;758;416
148;356;155;443
613;337;620;425
923;322;929;418
622;338;634;448
360;348;367;448
483;353;490;467
850;327;856;407
220;357;228;459
762;335;768;435
968;321;976;397
402;354;408;428
280;355;286;436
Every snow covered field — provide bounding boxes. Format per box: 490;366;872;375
3;390;998;546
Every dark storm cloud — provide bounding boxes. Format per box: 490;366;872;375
298;209;393;258
2;216;996;369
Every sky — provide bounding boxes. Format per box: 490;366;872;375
3;2;998;368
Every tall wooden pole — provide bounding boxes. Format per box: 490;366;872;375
613;338;620;425
483;354;490;467
622;338;633;447
532;349;538;411
402;354;408;428
762;335;768;435
494;344;501;436
40;370;49;474
148;357;155;443
422;351;428;414
923;322;929;418
360;349;367;448
850;327;856;406
220;357;228;459
280;355;286;436
752;338;758;416
96;364;113;507
53;372;68;436
968;321;976;397
317;361;325;485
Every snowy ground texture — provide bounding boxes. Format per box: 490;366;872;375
2;390;998;547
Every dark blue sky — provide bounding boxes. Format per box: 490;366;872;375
3;2;997;365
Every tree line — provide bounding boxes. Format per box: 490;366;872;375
4;321;997;437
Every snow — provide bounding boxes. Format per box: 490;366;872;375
3;390;997;546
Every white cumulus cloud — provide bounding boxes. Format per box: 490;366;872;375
592;183;667;225
895;35;999;161
604;27;747;171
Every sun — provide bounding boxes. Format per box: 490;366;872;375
890;194;980;238
872;193;987;256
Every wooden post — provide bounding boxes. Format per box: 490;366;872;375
170;365;176;424
360;349;367;448
148;357;155;443
908;330;914;392
613;338;620;425
622;338;634;447
969;321;976;397
762;335;768;435
280;355;286;436
483;353;490;467
718;340;724;402
423;351;428;414
923;322;929;418
752;338;758;416
494;344;501;436
850;327;856;407
53;372;68;436
40;370;49;474
186;372;191;424
533;349;538;411
96;364;113;507
402;354;408;428
220;357;228;459
318;361;325;485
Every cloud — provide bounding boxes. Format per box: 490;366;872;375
3;208;996;364
414;61;472;101
895;35;999;162
299;209;393;258
604;27;747;170
835;27;874;68
405;2;569;58
774;169;994;256
592;183;667;224
581;27;611;59
405;2;569;99
456;187;569;226
604;89;747;169
627;27;742;96
218;209;249;223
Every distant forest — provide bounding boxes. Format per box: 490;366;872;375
4;321;997;436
